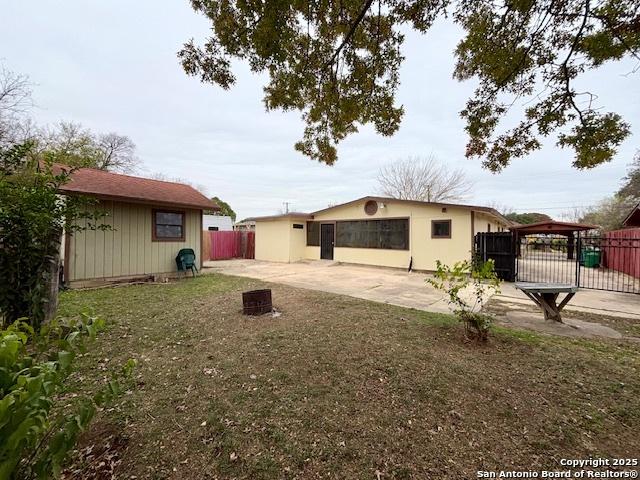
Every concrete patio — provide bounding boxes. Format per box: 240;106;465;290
203;259;640;322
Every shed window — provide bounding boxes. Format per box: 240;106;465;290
293;223;304;229
153;210;185;241
307;221;320;246
208;226;219;231
431;220;451;239
336;219;409;250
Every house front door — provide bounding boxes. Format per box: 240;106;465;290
320;224;334;260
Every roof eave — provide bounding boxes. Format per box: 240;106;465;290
59;189;218;211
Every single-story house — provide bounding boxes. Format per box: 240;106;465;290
253;196;511;271
59;167;217;287
203;214;234;231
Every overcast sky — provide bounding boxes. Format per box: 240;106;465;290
2;1;639;220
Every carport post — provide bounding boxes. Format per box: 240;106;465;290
567;232;575;260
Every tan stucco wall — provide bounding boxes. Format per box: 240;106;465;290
255;218;308;262
473;212;508;235
289;221;307;262
255;219;292;262
311;200;474;270
333;247;410;268
255;200;510;270
67;200;201;282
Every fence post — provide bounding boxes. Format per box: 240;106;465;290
575;233;581;288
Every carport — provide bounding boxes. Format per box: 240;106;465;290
511;220;597;260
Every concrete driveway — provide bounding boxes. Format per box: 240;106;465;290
203;259;640;322
204;259;455;312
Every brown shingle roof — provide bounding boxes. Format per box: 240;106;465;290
56;166;217;210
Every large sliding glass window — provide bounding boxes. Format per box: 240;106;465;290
335;219;409;250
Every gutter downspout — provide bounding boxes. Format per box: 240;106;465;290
470;210;475;261
408;212;413;272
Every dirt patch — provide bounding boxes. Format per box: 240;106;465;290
62;422;128;480
59;274;640;479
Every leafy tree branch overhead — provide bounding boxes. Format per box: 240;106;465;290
179;0;638;170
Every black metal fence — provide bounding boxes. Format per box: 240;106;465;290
516;235;577;285
576;234;640;294
517;234;640;294
474;232;640;294
474;232;516;281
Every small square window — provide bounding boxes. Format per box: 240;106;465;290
153;210;185;241
431;220;451;239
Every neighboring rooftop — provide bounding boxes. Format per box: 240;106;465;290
622;202;640;228
56;166;217;210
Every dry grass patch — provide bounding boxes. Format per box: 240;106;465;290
58;274;640;479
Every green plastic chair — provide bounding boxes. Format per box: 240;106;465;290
176;248;198;277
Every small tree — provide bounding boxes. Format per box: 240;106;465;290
377;156;473;203
208;196;236;221
0;143;104;328
38;122;140;173
427;259;500;342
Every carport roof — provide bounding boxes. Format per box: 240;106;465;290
510;220;598;235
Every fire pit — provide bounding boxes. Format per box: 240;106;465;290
242;289;272;315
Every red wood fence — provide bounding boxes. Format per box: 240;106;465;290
602;229;640;279
202;231;255;261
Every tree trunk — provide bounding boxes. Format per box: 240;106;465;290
42;228;62;324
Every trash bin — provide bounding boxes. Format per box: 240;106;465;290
583;250;600;268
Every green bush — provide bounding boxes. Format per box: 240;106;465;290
0;313;135;479
0;143;106;329
427;259;501;342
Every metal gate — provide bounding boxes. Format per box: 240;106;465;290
474;232;516;281
475;231;640;294
516;233;640;294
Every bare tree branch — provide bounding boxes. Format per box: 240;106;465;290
377;155;474;203
95;133;139;173
0;65;32;118
322;0;375;70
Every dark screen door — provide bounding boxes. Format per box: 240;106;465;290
320;224;335;260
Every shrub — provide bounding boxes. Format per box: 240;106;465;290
0;313;135;479
0;143;105;329
427;259;501;342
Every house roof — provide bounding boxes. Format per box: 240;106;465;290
311;196;512;225
56;166;218;210
510;220;598;234
622;202;640;227
249;196;512;225
247;212;313;222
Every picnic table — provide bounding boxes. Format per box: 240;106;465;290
515;283;578;323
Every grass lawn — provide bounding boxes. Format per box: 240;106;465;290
58;274;640;479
